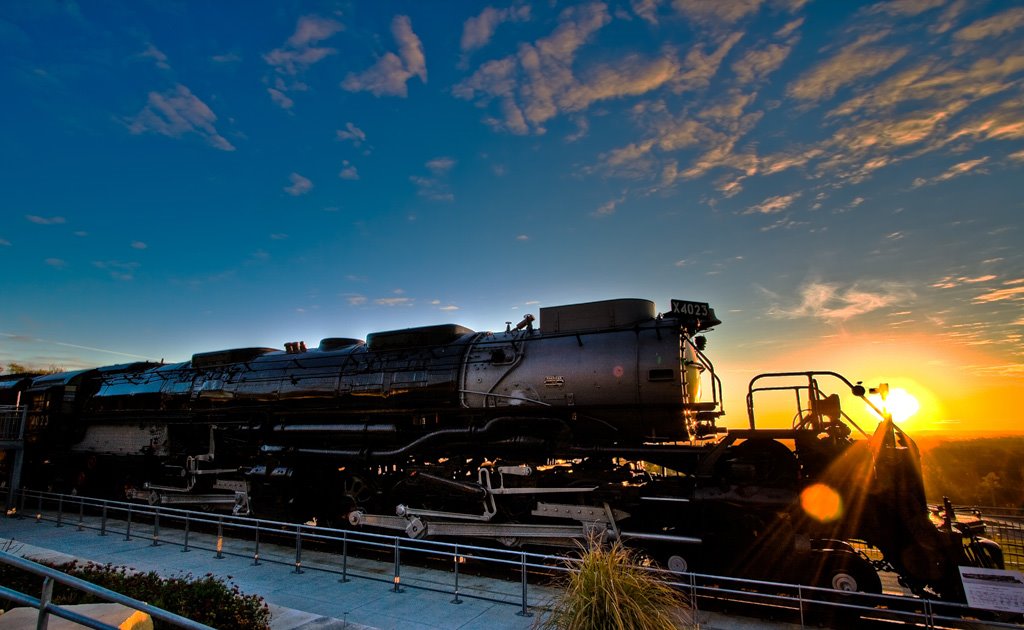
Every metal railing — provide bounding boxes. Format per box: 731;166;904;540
4;488;1023;629
0;405;24;441
957;506;1024;571
0;550;215;630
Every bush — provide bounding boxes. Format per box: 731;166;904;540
0;560;270;629
537;539;692;630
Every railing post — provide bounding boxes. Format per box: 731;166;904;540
215;517;224;559
182;514;190;552
56;495;63;528
690;572;699;620
124;504;132;541
19;487;27;517
37;575;54;630
392;538;402;592
77;497;84;531
99;502;107;536
151;508;160;546
516;551;532;617
451;544;462;604
339;531;349;583
797;584;805;628
36;492;42;523
293;526;304;574
253;521;261;566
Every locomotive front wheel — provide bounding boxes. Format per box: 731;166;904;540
828;569;858;591
819;559;882;594
666;554;689;574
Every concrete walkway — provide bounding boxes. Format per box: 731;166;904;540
1;514;553;630
1;514;798;629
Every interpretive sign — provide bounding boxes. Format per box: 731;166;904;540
959;566;1024;613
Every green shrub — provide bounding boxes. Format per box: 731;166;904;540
537;539;692;630
0;560;270;629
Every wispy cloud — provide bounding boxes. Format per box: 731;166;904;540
336;122;367;146
0;238;10;247
461;6;531;54
130;241;147;249
342;16;426;98
411;157;455;201
211;52;241;64
338;161;359;180
139;43;170;70
931;274;998;289
375;297;414;307
127;84;235;151
454;3;617;134
953;6;1024;41
264;15;343;108
0;333;154;361
787;34;908;104
770;280;912;322
93;260;139;281
911;156;989;187
744;192;800;214
45;258;66;268
284;172;313;196
26;215;66;225
592;194;625;217
672;0;765;27
973;281;1024;304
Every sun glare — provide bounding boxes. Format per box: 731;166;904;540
868;387;921;423
800;483;843;523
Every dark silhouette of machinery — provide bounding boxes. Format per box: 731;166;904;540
3;298;1002;600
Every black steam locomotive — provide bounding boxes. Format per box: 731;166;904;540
3;297;1002;600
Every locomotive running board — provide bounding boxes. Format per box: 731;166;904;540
349;509;613;541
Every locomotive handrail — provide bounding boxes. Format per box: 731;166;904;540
0;404;25;441
684;336;723;417
458;389;552;406
745;371;872;436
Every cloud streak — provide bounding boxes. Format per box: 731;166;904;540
770;280;913;322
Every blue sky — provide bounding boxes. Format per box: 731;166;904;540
2;1;1022;431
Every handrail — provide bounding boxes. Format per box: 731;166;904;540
7;488;1024;628
0;550;215;630
0;404;24;441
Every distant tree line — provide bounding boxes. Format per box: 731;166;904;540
920;437;1024;508
1;362;64;376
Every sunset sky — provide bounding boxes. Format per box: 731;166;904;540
1;1;1022;434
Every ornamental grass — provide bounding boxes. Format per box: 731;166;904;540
537;538;692;630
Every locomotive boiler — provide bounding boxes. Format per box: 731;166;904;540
6;297;1003;601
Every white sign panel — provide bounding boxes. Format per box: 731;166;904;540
959;566;1024;614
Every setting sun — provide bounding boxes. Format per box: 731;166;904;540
868;387;921;424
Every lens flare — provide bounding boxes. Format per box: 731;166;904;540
869;387;920;423
800;483;843;523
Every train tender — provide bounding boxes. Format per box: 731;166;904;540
10;297;1003;600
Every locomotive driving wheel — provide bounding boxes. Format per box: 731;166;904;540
342;475;374;507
